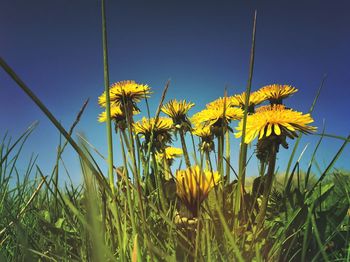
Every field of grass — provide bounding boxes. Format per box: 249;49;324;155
1;5;350;262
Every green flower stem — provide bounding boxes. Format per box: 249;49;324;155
199;150;204;169
217;134;224;176
121;129;131;153
205;151;213;172
121;100;149;256
119;132;137;235
143;81;170;195
190;132;198;165
179;129;191;168
151;153;167;211
259;161;266;177
217;134;225;211
225;130;231;184
256;140;278;229
163;157;171;180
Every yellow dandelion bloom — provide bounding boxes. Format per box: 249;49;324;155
98;106;139;122
176;166;220;216
192;125;212;138
133;117;173;149
258;84;297;104
161;99;194;121
206;96;239;109
98;80;151;108
156;147;183;160
191;106;243;129
231;91;266;108
133;117;173;135
164;147;183;159
192;126;214;152
235;105;316;144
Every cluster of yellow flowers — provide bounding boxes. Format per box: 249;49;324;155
98;81;316;217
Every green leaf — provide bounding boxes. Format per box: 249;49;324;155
55;218;65;229
306;183;334;207
40;210;51;223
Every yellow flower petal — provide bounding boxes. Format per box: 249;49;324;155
274;124;281;135
266;123;272;137
235;104;316;143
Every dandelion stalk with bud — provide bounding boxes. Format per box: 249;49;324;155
236;103;316;228
161;99;194;168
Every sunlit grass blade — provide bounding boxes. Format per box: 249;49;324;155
0;57;111;197
0;121;38;167
0;177;45;236
234;10;257;230
101;0;115;194
308;134;350;197
215;206;244;262
284;74;327;186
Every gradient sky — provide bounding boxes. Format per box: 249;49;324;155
1;0;349;185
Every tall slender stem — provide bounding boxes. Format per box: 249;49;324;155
217;134;224;176
119;132;136;235
205;151;212;171
190;132;198;165
151;153;167;211
179;129;191;168
101;0;115;193
225;130;231;184
234;10;257;229
256;141;278;229
101;1;126;260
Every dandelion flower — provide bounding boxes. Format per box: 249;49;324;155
133;117;173;150
161;99;194;130
156;147;183;179
258;84;297;104
206;96;239;109
235;104;316;144
193;96;243;126
157;147;183;160
231;91;266;109
98;106;139;123
162;99;194;121
191;106;243;134
192;125;212;138
192;126;214;152
176;166;220;216
98;80;151;109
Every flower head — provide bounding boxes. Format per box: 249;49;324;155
191;105;243;136
98;106;140;132
258;84;297;104
98;80;151;109
231;91;266;109
235;104;316;144
98;106;125;123
133;117;173;150
155;146;183;169
98;106;139;122
176;166;220;216
206;96;239;109
192;126;214;152
157;147;183;160
161;99;194;130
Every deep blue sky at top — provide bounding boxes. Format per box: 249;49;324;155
1;0;349;184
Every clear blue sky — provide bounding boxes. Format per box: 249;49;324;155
1;0;349;184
